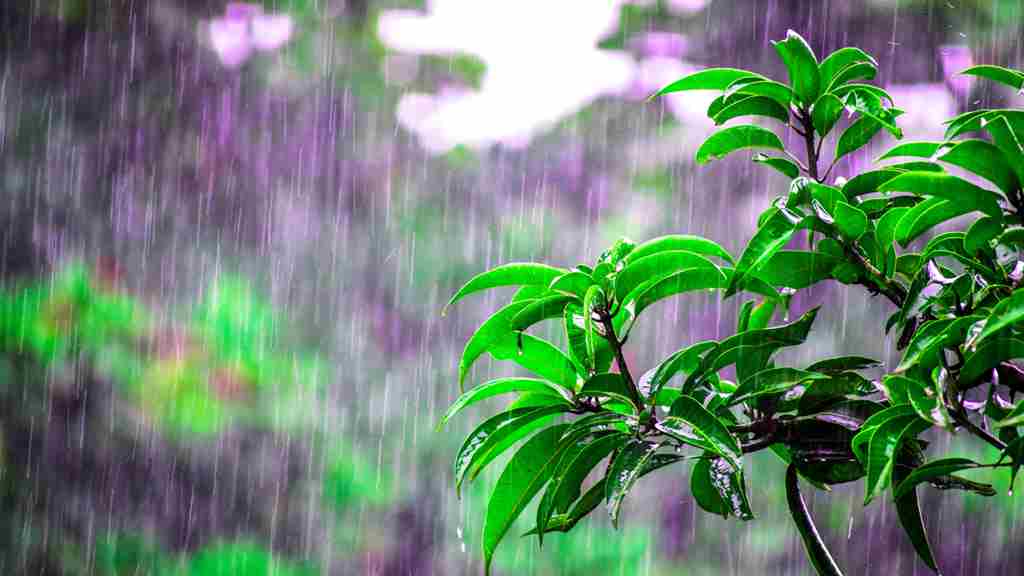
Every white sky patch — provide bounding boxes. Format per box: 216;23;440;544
378;0;638;153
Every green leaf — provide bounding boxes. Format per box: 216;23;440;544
578;373;639;413
996;400;1024;428
445;263;566;313
691;454;754;519
786;465;845;576
897;315;983;373
894;197;975;247
726;208;798;297
842;88;902;138
836;115;884;161
891;464;941;574
459;301;533;389
454;406;567;495
640;340;717;400
960;336;1024;385
548;271;594;299
842;169;903;198
819;47;877;91
614;251;720;304
807;356;881;373
650;68;764;98
877;141;949;162
582;285;604;366
852;405;918;462
748;298;777;330
960;64;1024;90
713;96;790;125
482;424;569;575
627;234;734;265
772;29;820;105
508;295;574;331
753;153;801;179
964;216;1003;256
491;333;581;391
439;378;571;429
536;432;628;540
812;93;844;136
733;80;794;108
831;83;894;105
972;288;1024;347
605;439;662;527
893;457;985;499
863;414;930;505
826;61;877;91
938;139;1019;195
982;115;1024;183
695;125;785;165
658;395;741;468
633;267;730;316
834;201;869;241
564;303;613;375
727;367;827;406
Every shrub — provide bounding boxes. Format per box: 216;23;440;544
441;30;1024;575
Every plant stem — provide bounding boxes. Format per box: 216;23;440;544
598;311;644;410
798;109;819;181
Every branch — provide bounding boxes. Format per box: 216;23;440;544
598;311;644;410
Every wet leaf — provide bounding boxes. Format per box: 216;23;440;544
604;439;661;527
614;251;720;304
753;153;801;179
713;95;790;125
773;29;820;105
819;46;877;90
695;125;785;165
445;263;566;313
862;414;930;505
836;115;884;161
659;395;741;467
491;333;581;392
891;464;942;574
893;457;985;499
960;64;1024;90
812;93;844;136
651;68;764;98
439;377;571;429
578;373;639;413
726;208;798;297
626;234;734;265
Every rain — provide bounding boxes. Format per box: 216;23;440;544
0;0;1022;574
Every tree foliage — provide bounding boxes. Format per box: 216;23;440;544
443;30;1024;575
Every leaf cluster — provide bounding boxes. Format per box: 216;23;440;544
443;31;1024;575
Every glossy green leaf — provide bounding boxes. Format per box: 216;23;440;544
454;406;566;495
893;457;985;499
831;83;894;104
627;234;734;265
508;295;574;331
842;170;900;200
633;267;729;316
863;414;930;505
834;201;869;241
651;68;764;98
964;216;1003;255
691;456;731;517
786;465;845;576
579;373;639;413
733;80;794;108
727;367;828;406
807;356;881;373
960;64;1024;90
938;139;1019;195
836;115;884;161
640;340;717;400
877;141;948;162
842;88;902;138
548;271;594;299
894;197;975;247
713;95;790;125
695;125;785;165
773;29;820;105
659;395;741;468
748;298;777;330
812;93;844;136
891;464;941;574
995;400;1024;428
852;405;918;462
482;424;569;575
726;208;797;297
826;61;877;91
605;439;662;527
982;115;1024;183
439;378;571;429
459;301;532;389
753;153;801;179
491;333;580;391
614;251;720;303
819;47;877;90
960;337;1024;385
445;263;566;313
536;432;628;540
972;289;1024;347
582;285;604;366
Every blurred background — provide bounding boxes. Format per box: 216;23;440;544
0;0;1022;574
